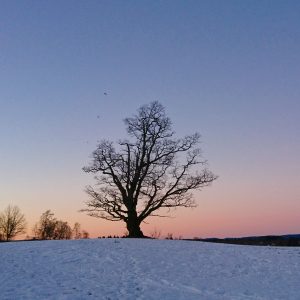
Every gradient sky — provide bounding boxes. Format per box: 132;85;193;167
1;0;299;238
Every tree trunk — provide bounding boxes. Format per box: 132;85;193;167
126;213;144;238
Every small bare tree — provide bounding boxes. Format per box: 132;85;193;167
34;210;57;240
82;102;217;237
53;220;72;240
72;222;82;239
34;210;73;240
0;205;27;241
81;230;89;239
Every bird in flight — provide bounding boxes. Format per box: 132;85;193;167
104;92;108;96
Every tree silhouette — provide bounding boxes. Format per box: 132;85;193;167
33;210;73;240
0;205;26;241
53;220;72;240
72;222;82;239
34;210;57;240
82;102;217;237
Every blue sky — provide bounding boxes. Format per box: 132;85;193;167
1;0;299;237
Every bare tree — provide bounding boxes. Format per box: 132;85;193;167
72;222;82;239
82;101;217;237
81;230;89;239
34;210;57;240
34;210;73;240
0;205;27;241
53;220;72;240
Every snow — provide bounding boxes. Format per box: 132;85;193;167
0;239;299;299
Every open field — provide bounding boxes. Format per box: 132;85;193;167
1;239;299;299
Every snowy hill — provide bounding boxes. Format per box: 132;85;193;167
1;239;299;299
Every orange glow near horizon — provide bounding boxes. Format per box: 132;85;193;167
16;181;300;240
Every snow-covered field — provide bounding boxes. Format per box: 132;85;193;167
1;239;299;300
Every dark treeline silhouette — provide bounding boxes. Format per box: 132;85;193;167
190;235;300;247
98;235;126;239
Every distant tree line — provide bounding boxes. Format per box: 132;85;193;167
192;236;300;247
0;206;89;242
